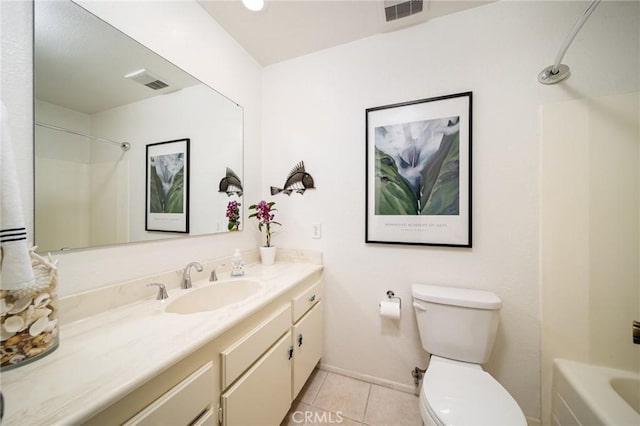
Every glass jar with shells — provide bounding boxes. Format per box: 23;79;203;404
1;249;59;370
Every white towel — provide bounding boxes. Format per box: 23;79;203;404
0;102;35;291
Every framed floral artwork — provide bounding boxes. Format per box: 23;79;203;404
365;92;472;247
145;138;190;233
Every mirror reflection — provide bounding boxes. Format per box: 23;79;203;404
34;0;243;253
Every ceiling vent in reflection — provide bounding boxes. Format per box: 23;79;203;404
124;69;170;90
384;0;424;22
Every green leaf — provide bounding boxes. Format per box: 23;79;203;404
374;148;417;215
421;131;460;215
164;167;184;213
149;166;164;213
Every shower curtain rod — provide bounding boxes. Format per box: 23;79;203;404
538;0;601;85
35;121;131;151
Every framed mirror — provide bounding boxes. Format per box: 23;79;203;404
33;0;243;253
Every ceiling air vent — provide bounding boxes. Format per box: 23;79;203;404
384;0;423;22
124;69;170;91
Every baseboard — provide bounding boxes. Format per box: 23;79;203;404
318;362;418;395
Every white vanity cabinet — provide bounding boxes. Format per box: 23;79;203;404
219;279;323;426
82;272;323;426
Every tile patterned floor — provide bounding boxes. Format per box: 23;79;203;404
281;369;422;426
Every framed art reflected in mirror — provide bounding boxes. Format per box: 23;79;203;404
146;139;190;233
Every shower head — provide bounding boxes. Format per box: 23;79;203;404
538;0;601;85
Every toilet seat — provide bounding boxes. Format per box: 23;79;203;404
421;357;527;426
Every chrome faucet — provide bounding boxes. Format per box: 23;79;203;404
181;262;203;289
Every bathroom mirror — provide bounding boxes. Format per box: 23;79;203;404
33;0;243;253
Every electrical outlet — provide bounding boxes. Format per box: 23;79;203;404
312;223;321;239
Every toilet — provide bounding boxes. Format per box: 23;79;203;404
412;283;527;426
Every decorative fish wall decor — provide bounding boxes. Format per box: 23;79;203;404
218;167;243;197
271;161;315;196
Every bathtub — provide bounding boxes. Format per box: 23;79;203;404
552;358;640;426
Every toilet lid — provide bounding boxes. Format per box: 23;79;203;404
422;361;526;426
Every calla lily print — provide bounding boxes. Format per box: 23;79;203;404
366;92;472;247
146;138;190;233
375;116;460;216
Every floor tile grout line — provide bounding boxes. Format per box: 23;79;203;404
361;382;373;424
309;368;329;406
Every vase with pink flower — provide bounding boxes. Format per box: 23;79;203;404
248;200;281;265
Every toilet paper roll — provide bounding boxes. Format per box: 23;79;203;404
379;299;401;319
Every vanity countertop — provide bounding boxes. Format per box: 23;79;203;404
1;260;322;425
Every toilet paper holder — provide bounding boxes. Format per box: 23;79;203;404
385;290;401;309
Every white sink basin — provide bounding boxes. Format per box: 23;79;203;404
165;279;263;314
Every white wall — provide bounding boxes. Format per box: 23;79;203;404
261;0;640;419
4;0;263;297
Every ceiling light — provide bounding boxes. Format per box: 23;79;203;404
242;0;264;12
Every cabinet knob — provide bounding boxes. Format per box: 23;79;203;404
308;294;316;303
298;334;303;347
288;346;294;360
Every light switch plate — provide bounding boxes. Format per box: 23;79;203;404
312;223;321;239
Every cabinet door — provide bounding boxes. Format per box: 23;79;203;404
292;301;323;398
221;332;292;426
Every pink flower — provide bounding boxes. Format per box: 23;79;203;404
226;201;241;231
248;200;282;247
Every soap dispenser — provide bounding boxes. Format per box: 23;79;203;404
231;249;245;277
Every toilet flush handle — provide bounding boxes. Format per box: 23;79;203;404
413;301;427;311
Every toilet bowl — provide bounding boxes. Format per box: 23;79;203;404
420;356;526;426
412;284;526;426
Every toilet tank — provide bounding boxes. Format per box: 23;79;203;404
412;284;502;364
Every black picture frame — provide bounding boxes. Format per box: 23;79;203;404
145;138;190;233
365;92;472;247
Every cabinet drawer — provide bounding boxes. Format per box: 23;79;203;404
221;303;291;388
123;362;214;426
292;280;322;322
221;332;293;426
